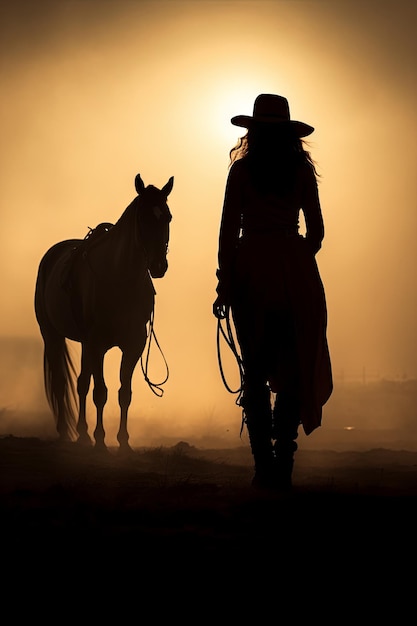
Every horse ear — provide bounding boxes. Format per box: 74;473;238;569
162;176;174;197
135;174;145;194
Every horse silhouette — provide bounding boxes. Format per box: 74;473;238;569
34;173;174;452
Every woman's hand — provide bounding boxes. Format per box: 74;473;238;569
213;296;229;319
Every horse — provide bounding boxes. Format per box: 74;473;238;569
34;173;174;453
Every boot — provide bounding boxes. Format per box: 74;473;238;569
272;440;297;490
240;385;275;490
271;390;300;490
251;442;276;490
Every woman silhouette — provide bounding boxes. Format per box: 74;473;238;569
213;94;333;489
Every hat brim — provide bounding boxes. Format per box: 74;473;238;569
231;115;314;137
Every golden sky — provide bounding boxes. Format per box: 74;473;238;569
1;0;416;445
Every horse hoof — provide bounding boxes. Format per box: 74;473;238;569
93;442;109;455
118;443;134;457
76;434;93;447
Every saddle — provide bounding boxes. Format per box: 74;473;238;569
62;222;114;292
83;222;114;245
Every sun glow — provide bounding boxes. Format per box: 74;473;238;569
1;1;417;448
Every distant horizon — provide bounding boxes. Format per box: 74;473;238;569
0;334;415;384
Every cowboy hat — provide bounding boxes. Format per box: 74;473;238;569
231;94;314;137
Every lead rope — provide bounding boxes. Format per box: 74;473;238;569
141;306;169;396
216;310;246;434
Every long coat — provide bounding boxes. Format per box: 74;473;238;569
217;157;333;435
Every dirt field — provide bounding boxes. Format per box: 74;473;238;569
1;438;416;545
1;433;415;615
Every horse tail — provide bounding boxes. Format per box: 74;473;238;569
43;336;78;441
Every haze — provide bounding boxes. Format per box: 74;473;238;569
1;0;416;447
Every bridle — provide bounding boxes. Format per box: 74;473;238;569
136;198;171;276
134;199;171;396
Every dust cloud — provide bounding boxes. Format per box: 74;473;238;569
1;1;416;448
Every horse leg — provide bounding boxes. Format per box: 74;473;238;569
117;349;141;453
91;350;108;451
76;347;93;446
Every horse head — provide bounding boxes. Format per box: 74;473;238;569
134;174;173;278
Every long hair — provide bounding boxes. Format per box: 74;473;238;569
229;123;319;194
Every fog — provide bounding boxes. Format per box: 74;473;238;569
1;1;416;447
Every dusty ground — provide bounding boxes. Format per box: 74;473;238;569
1;434;417;572
1;434;416;622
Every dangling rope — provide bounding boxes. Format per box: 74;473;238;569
216;309;244;406
216;310;249;436
141;306;169;396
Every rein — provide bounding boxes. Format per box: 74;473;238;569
138;211;170;396
216;309;244;406
141;305;169;396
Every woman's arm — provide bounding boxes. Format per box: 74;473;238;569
302;164;325;255
213;162;243;317
217;162;243;293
